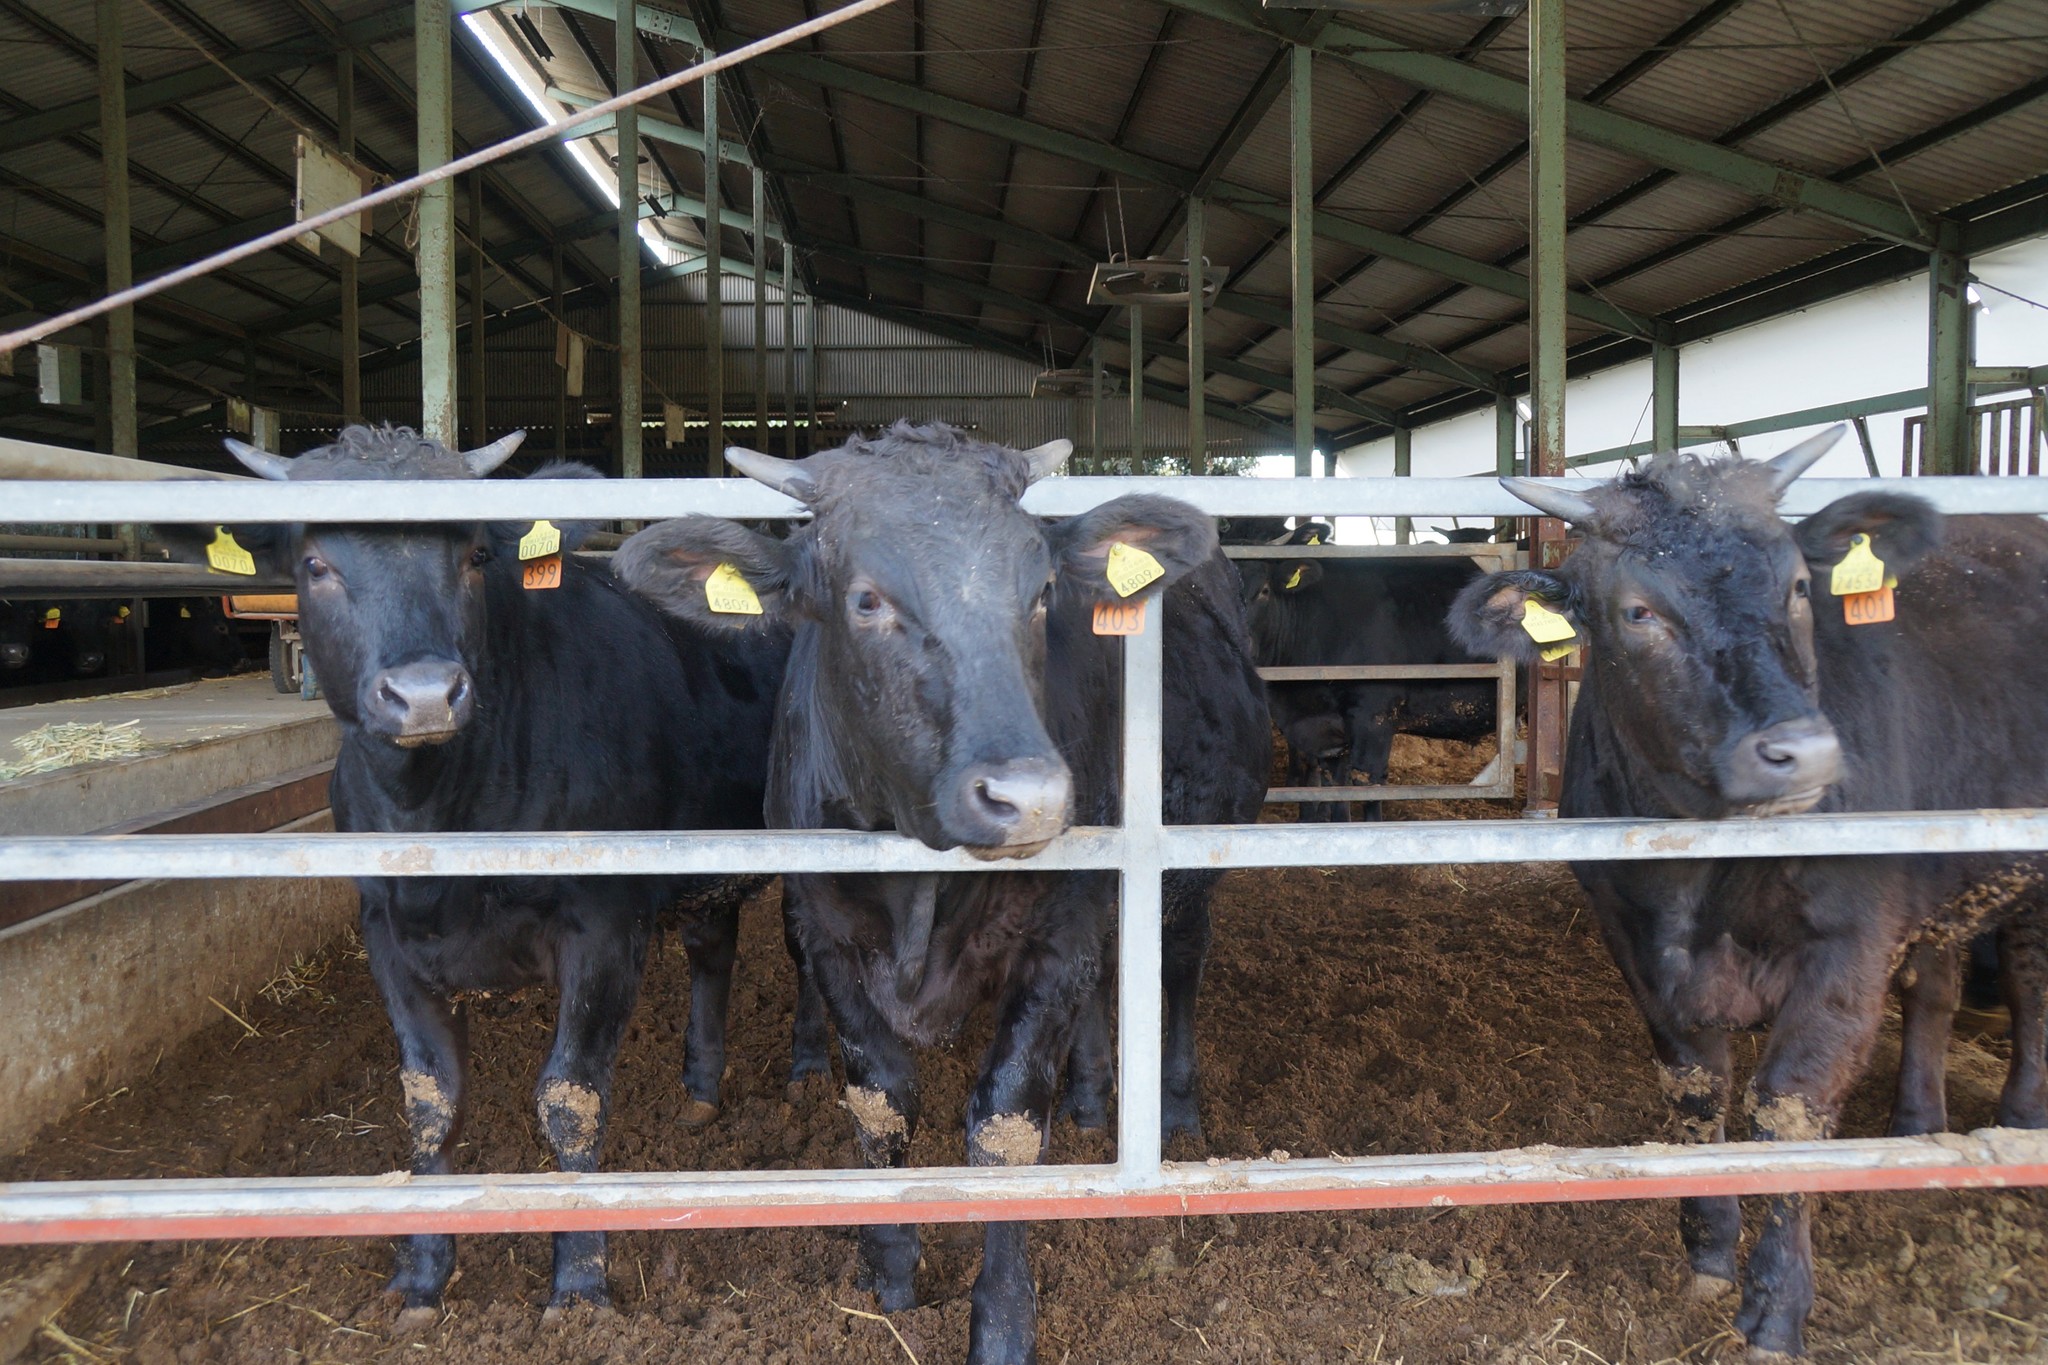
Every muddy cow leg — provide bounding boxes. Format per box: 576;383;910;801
1058;972;1112;1130
1889;940;1959;1136
782;895;834;1095
1347;709;1396;823
1999;910;2048;1127
362;899;469;1316
535;906;650;1311
964;948;1090;1365
1161;869;1217;1141
1648;1025;1739;1299
676;888;742;1125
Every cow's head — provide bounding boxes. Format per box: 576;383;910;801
191;424;570;748
616;421;1215;856
1448;429;1940;818
56;601;123;676
1;601;35;670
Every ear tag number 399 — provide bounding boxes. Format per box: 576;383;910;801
521;555;563;591
1105;542;1164;598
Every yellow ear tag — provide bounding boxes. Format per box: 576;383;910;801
1539;641;1576;662
1829;533;1885;596
116;606;130;621
1305;533;1322;546
1520;598;1576;645
1284;567;1305;591
705;562;763;615
179;605;192;619
206;526;256;576
519;520;562;561
42;607;60;629
1106;542;1166;598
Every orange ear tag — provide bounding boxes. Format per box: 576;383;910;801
1842;583;1894;625
1092;600;1147;635
522;554;563;591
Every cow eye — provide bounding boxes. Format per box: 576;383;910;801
303;555;331;581
1792;578;1810;600
851;587;884;618
469;546;491;568
1624;603;1657;625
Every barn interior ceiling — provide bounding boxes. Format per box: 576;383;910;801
0;0;2043;460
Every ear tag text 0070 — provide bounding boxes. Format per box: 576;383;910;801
206;527;256;577
1105;542;1165;598
519;520;562;561
1829;533;1885;596
705;562;763;615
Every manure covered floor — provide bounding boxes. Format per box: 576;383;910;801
3;736;2043;1364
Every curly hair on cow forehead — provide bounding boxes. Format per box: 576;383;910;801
825;420;1036;499
291;423;470;480
1589;450;1789;542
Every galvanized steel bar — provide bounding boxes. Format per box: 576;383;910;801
1225;542;1502;559
617;0;644;480
1117;614;1166;1176
9;475;2048;523
1928;221;1972;475
417;0;458;444
96;0;135;463
1267;785;1512;804
703;66;724;472
1258;664;1504;682
4;1131;2044;1244
1289;44;1314;479
1186;197;1206;474
753;168;769;451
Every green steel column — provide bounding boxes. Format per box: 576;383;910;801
469;174;487;446
1289;44;1314;479
96;0;134;460
1928;221;1973;476
753;168;768;449
337;51;360;424
1128;307;1144;469
1393;425;1412;544
781;240;796;458
703;67;724;472
1495;388;1518;477
1528;0;1567;481
1186;196;1206;475
616;0;642;479
416;0;457;444
803;271;816;453
551;243;567;456
1652;330;1679;452
1090;341;1104;476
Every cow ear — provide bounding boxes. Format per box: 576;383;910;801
489;460;606;553
1274;560;1322;593
1794;491;1941;581
614;516;803;631
1049;495;1217;603
1447;569;1578;665
148;521;291;577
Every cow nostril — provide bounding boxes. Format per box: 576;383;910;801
972;778;1019;823
447;674;469;708
1758;739;1796;768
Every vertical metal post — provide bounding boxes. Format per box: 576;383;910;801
416;0;457;444
1185;197;1206;475
337;51;361;425
97;0;135;461
1652;331;1678;453
617;0;643;479
1393;425;1411;544
703;68;724;472
1928;221;1973;476
781;240;796;459
803;271;817;454
552;244;568;457
1090;341;1104;476
1116;607;1165;1180
1289;44;1314;480
1495;388;1518;478
753;169;768;451
1852;415;1880;477
1527;0;1569;815
1127;307;1143;470
468;175;487;447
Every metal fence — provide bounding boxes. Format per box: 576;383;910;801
4;471;2048;1244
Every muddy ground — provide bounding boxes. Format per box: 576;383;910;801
5;735;2044;1364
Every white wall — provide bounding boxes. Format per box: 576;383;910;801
1328;232;2048;543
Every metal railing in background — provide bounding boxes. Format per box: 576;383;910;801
2;469;2048;1242
1904;391;2045;476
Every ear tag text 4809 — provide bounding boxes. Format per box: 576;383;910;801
519;520;562;561
1106;542;1165;598
1829;533;1885;597
206;527;256;577
705;562;763;615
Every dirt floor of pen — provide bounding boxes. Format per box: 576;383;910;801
5;735;2044;1364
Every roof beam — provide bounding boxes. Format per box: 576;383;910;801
1156;0;1933;248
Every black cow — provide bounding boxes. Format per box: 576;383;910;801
25;598;120;680
1448;430;2048;1358
146;597;246;677
0;600;33;675
617;422;1269;1365
188;425;788;1320
1240;549;1496;819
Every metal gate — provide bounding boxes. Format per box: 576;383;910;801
1904;392;2046;475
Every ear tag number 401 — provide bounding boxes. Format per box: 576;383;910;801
1521;598;1577;662
206;526;256;577
1832;533;1893;625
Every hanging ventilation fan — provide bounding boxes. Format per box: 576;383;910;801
1261;0;1525;14
1085;256;1228;309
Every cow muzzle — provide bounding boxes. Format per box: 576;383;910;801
364;660;475;746
942;756;1073;856
0;643;27;669
1718;716;1841;815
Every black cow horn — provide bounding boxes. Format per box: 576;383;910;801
725;445;818;500
1761;425;1845;496
1499;476;1597;524
223;438;292;481
1021;438;1072;484
463;430;527;477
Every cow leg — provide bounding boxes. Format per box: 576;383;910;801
1889;940;1959;1136
1058;973;1112;1130
1161;869;1217;1141
1347;715;1395;823
676;892;741;1125
363;911;468;1317
1648;1026;1739;1298
782;908;834;1095
535;913;649;1312
1998;912;2048;1128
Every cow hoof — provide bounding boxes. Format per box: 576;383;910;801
1058;1087;1109;1132
1996;1095;2048;1129
679;1095;721;1127
785;1070;836;1106
1886;1110;1945;1137
1160;1092;1203;1143
1746;1350;1800;1364
391;1306;440;1338
542;1293;613;1325
1687;1272;1736;1302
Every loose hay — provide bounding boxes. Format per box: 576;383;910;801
0;720;153;781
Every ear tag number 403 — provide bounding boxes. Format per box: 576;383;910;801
206;526;256;577
1521;598;1577;662
705;562;763;615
